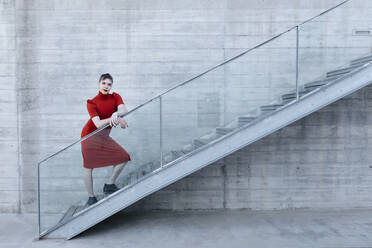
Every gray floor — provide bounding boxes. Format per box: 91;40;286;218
2;208;372;248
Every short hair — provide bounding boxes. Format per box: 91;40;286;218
99;73;113;82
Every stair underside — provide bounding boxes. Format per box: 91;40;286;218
41;62;372;240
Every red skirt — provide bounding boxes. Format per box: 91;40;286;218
81;128;131;168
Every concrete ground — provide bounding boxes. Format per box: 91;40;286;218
1;209;372;248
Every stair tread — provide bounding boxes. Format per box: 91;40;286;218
326;64;361;77
351;59;372;67
261;104;283;107
304;75;340;88
260;104;284;111
216;127;235;132
350;54;372;64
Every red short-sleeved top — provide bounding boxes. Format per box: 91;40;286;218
81;91;124;138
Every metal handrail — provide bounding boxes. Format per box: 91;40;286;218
37;0;352;166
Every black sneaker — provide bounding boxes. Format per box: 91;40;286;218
103;183;119;194
86;196;97;206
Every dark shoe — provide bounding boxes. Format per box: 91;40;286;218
103;183;119;194
86;196;97;206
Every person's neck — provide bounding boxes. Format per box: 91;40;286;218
98;91;110;98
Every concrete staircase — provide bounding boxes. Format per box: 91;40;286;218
119;54;372;186
39;53;372;240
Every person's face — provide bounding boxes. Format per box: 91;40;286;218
98;78;113;94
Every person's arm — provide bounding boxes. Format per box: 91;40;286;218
117;104;128;117
109;104;128;127
117;104;129;128
86;99;120;128
110;93;129;128
91;116;118;129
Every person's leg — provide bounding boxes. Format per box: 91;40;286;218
107;162;127;184
83;168;94;197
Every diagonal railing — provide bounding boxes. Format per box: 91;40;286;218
37;0;372;237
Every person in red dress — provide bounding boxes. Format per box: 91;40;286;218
81;73;131;206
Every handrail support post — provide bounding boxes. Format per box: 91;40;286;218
160;96;163;167
296;25;300;101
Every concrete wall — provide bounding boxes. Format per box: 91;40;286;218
1;0;372;214
0;0;18;213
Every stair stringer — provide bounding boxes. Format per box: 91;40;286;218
42;63;372;240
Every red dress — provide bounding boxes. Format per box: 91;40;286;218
81;91;131;169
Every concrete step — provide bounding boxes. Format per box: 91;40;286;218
170;150;187;160
163;152;175;164
326;65;361;78
163;139;210;163
215;127;236;136
238;116;255;127
137;161;159;176
181;143;196;153
164;149;189;163
151;161;161;170
125;163;152;184
351;59;372;68
165;139;214;163
193;138;208;149
303;75;340;89
164;133;220;164
260;104;284;112
281;74;343;104
281;89;312;101
129;172;140;184
350;54;372;66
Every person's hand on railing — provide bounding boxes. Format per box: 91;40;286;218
118;118;128;129
109;112;120;127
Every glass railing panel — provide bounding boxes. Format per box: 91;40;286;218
161;28;297;165
38;97;160;234
108;98;161;186
38;142;85;233
161;68;224;164
223;28;298;124
298;0;372;93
